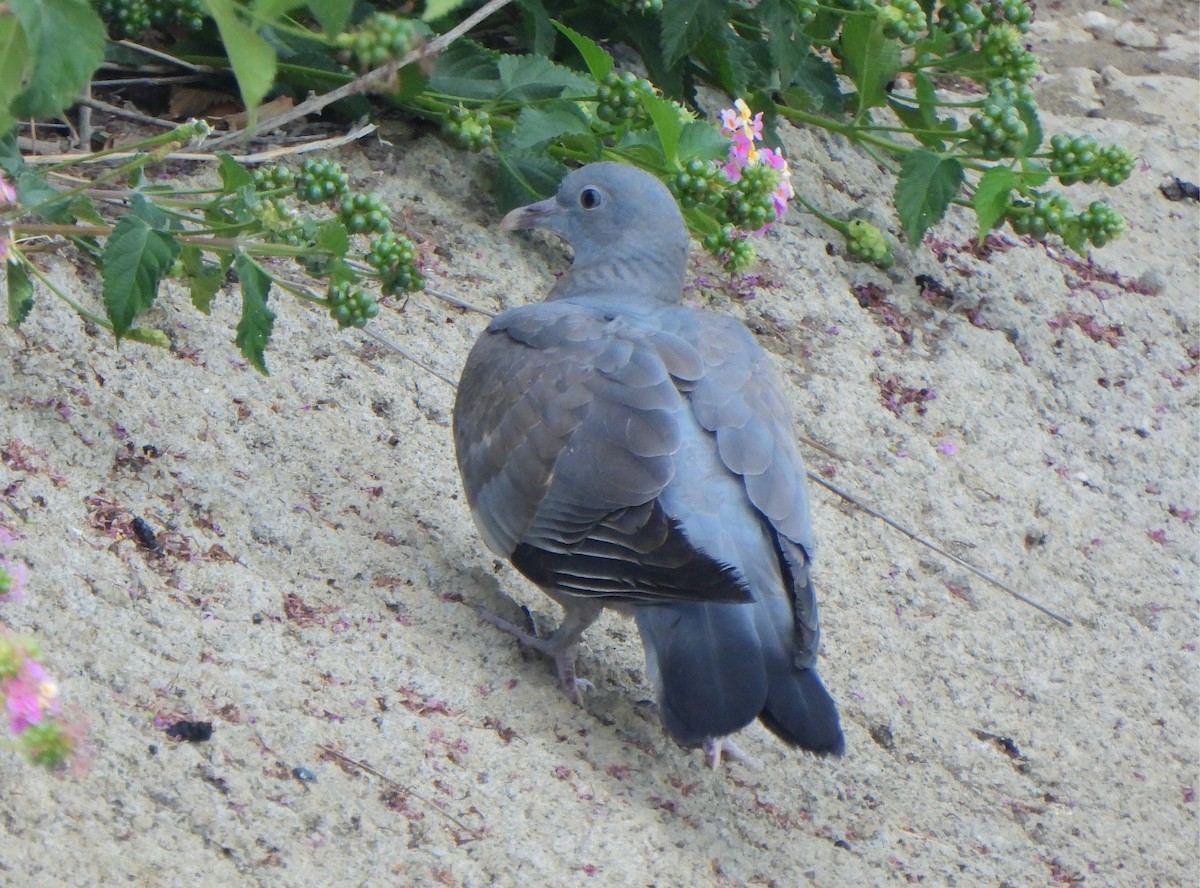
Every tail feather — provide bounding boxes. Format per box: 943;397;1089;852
760;664;845;755
635;603;767;745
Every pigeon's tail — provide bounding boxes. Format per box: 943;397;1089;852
760;661;845;755
635;603;768;745
635;601;844;755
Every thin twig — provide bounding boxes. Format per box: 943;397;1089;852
78;96;178;130
797;434;849;463
114;39;214;72
205;0;516;150
426;287;497;317
316;745;484;840
807;472;1073;626
360;327;458;387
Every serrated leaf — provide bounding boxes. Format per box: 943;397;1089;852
1020;158;1050;188
507;102;592;152
1016;101;1043;157
124;326;172;348
661;0;729;68
496;54;593;103
15;168;72;222
785;53;842;115
101;196;180;339
839;13;902;118
973;167;1016;241
678;121;732;164
6;259;34;326
429;41;501;101
551;20;613;80
217;153;254;191
233;254;275;375
887;72;950;149
517;0;556;57
494;153;567;214
8;0;104;119
313;217;349;258
895;150;963;244
68;196;105;227
179;244;224;315
640;93;684;164
205;0;278;124
756;0;813;88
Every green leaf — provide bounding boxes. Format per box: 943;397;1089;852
508;102;591;152
205;0;278;123
972;167;1016;241
1019;158;1050;188
661;0;729;68
894;150;963;245
124;326;172;348
101;196;180;340
217;153;254;191
0;14;31;132
551;21;614;80
517;0;556;57
313;217;349;259
784;53;842;115
233;254;275;375
14;168;72;222
496;54;593;103
1016;101;1043;158
839;12;902;118
640;93;685;164
429;41;501;101
494;153;567;214
179;244;224;315
677;120;732;164
8;0;105;119
6;259;34;326
887;72;950;149
422;0;468;21
303;0;351;34
756;0;814;88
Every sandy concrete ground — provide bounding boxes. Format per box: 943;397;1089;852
2;3;1197;886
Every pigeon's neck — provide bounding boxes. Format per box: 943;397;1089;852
547;243;687;304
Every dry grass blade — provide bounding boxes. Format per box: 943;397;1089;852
807;472;1073;626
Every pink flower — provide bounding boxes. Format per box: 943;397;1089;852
3;660;57;733
0;176;15;206
0;559;28;603
936;442;957;456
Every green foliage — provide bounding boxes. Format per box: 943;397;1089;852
1;0;1137;369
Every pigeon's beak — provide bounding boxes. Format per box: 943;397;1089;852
500;197;561;232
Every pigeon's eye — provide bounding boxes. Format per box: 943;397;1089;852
579;187;603;210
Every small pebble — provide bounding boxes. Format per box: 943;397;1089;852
1113;21;1160;50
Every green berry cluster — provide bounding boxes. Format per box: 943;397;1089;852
146;0;205;31
295;158;349;204
1076;201;1125;247
335;14;419;71
252;196;297;233
366;232;425;295
722;165;781;233
980;24;1040;83
93;0;151;39
967;79;1038;160
981;0;1033;33
443;106;493;152
1008;190;1071;240
846;219;894;267
881;0;926;45
936;0;987;51
340;193;390;235
702;225;756;272
622;0;663;12
327;281;380;329
251;165;296;194
596;71;657;127
670;158;725;210
1048;135;1135;187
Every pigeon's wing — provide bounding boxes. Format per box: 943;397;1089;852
666;309;820;666
453;300;752;606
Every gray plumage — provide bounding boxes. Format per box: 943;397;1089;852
453;162;843;759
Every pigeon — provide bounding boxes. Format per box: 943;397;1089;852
453;162;844;765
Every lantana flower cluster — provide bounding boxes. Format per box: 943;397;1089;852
719;98;795;225
0;555;79;769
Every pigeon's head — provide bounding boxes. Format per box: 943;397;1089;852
501;162;689;302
